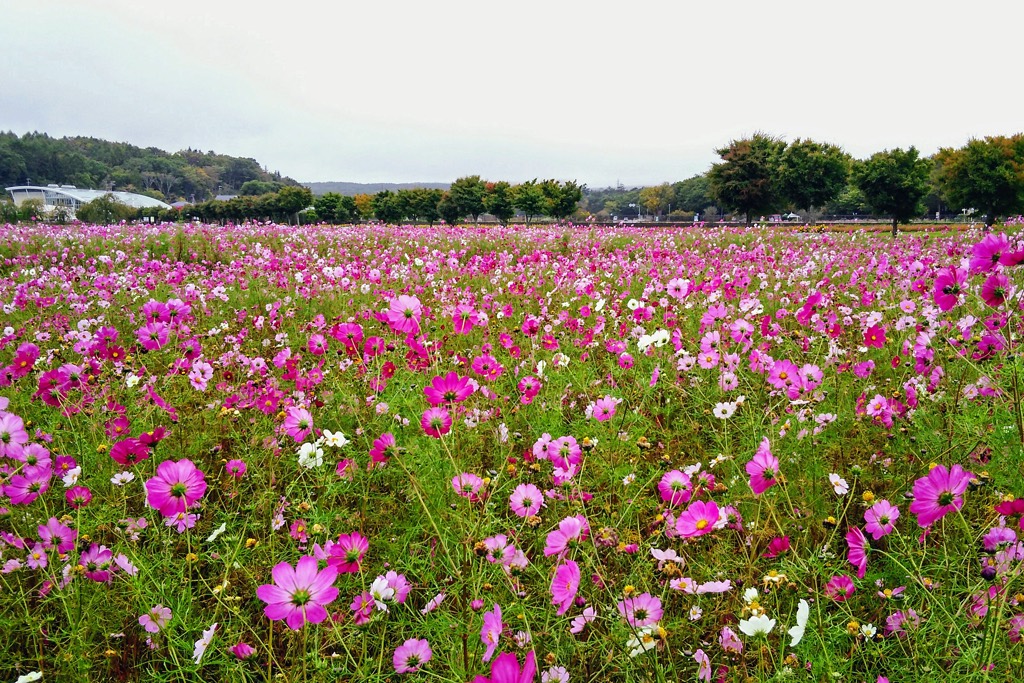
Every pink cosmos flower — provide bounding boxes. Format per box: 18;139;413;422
26;543;47;570
394;638;433;673
908;464;973;527
421;407;452;438
674;500;720;538
863;325;886;348
230;642;256;659
66;485;92;508
550;560;580;616
38;517;76;553
328;532;369;573
424;372;474;405
864;500;900;540
570;606;597;634
0;412;30;457
761;536;790;558
80;543;114;582
694;649;711;682
745;437;778;495
453;472;485;501
719;626;743;653
933;267;967;311
7;468;52;505
282;407;314;442
453;305;480;335
136;321;170;351
824;575;856;602
350;591;374;625
509;483;544;518
139;604;172;633
145;459;207;517
846;527;869;579
658;469;692;506
981;272;1011;308
589;395;617;422
369;432;397;466
256;555;339;630
481;603;503;662
544;515;589;557
472;650;536;683
109;437;149;467
969;232;1010;273
617;592;663;627
225;459;247;478
387;295;422;335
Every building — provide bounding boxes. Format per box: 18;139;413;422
5;185;172;216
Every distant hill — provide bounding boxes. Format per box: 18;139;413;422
0;131;300;202
304;181;450;196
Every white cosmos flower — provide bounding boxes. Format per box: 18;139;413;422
625;625;660;657
829;473;849;495
627;298;641;311
743;587;759;604
297;442;324;469
322;429;349;448
788;599;810;646
713;401;737;419
370;575;395;611
739;614;776;637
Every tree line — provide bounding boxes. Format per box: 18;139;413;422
0;131;300;202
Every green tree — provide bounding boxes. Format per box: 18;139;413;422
274;186;314;224
437;191;462;226
707;133;787;224
239;180;282;196
404;188;443;225
512;180;546;225
778;139;850;212
372;190;405;224
639;183;674;219
75;194;137;224
449;175;486;224
935;135;1024;228
672;174;713;214
852;147;931;237
483;181;515;224
541;180;584;221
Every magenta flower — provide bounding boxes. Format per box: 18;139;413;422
350;591;374;625
139;604;172;633
846;527;869;579
66;485;92;509
591;395;618;422
509;483;544;518
472;650;536;683
328;532;369;573
369;432;397;466
136;321;170;351
969;232;1010;273
453;472;485;501
7;468;51;505
424;371;475;405
543;515;589;557
38;517;76;553
617;592;663;627
229;642;255;659
657;470;692;506
550;560;580;616
109;437;149;467
225;459;247;478
981;272;1011;307
256;555;339;630
394;638;432;673
80;543;114;582
0;412;30;457
481;603;503;662
864;500;900;540
761;536;790;558
933;266;967;311
908;464;973;527
745;437;778;495
145;459;207;517
282;406;314;442
452;304;480;335
386;295;422;335
674;500;720;538
421;407;452;438
824;575;856;602
863;325;886;348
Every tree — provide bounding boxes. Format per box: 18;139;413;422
483;181;515;224
541;180;584;221
672;174;713;214
274;186;314;224
707;133;787;224
402;188;443;225
353;194;374;221
239;180;282;196
449;175;486;224
935;135;1024;228
778;139;850;213
75;194;137;224
512;180;546;225
852;147;931;237
372;190;405;224
639;183;674;219
437;191;462;226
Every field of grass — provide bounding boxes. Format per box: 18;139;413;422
0;220;1022;682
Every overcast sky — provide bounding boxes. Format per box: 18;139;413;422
3;0;1022;187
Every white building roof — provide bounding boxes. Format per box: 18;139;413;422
5;185;172;210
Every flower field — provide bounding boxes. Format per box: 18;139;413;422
1;220;1024;682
